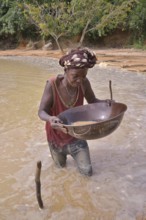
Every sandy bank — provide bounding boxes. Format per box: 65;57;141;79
0;48;146;73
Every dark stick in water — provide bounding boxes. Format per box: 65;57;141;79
35;161;44;209
109;80;113;103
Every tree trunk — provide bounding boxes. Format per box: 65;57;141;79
79;20;90;46
55;38;65;54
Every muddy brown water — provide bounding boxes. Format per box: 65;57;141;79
0;56;146;220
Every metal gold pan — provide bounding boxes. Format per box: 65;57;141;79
58;102;127;140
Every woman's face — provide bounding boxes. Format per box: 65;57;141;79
65;68;88;87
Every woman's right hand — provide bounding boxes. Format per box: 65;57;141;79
49;116;68;134
49;116;62;124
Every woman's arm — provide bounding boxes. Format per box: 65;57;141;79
38;81;54;122
38;81;67;133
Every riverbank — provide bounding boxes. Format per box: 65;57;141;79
0;48;146;73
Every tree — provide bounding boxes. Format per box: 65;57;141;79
127;0;146;44
69;0;139;45
20;0;141;49
0;0;38;41
69;0;102;46
0;0;26;35
95;0;139;36
0;0;145;50
23;0;74;53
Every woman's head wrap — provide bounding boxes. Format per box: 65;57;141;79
59;47;97;69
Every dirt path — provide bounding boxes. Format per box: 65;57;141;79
0;48;146;73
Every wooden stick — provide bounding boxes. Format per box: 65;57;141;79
109;80;113;101
35;161;44;209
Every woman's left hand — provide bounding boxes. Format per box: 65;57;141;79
105;99;116;105
96;99;115;105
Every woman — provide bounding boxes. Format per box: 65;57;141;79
38;47;109;176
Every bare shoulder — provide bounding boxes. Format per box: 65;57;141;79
41;80;53;102
38;80;54;112
46;80;51;89
45;80;52;91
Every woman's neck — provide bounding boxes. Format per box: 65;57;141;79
63;76;75;90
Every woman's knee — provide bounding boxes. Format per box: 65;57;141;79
49;143;66;168
79;164;93;176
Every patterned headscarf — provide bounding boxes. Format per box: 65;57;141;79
59;47;97;69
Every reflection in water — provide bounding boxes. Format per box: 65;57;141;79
0;56;146;220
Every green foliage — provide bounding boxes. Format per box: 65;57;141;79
128;0;146;42
95;0;139;36
0;1;21;34
0;0;146;49
0;0;32;36
23;1;76;50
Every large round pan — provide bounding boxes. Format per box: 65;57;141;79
58;102;127;140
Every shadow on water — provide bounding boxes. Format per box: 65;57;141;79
0;56;146;220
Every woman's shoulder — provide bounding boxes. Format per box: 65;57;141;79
48;74;64;84
55;74;64;87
